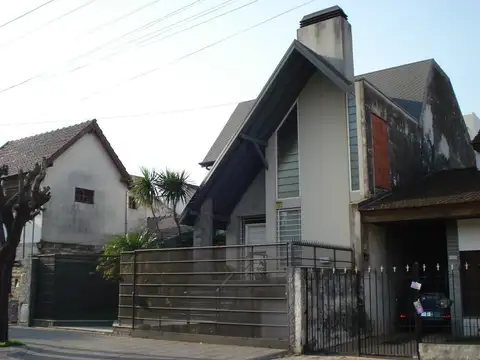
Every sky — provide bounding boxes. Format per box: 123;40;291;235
0;0;478;185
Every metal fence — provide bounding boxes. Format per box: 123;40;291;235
118;241;352;345
303;262;480;358
33;254;119;323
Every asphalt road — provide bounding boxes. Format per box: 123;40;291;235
0;327;287;360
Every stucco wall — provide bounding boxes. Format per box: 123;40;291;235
225;171;266;247
457;218;480;251
298;72;352;248
40;133;147;247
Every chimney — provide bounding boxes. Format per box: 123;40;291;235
297;5;354;81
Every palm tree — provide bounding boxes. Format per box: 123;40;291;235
130;167;163;231
157;169;196;236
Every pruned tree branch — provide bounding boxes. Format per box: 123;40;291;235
0;158;51;262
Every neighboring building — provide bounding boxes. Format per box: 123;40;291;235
0;120;148;258
182;5;474;262
464;112;480;140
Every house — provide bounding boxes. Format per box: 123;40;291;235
0;119;149;259
464;112;480;140
181;5;473;261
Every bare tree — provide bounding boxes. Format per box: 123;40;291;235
0;160;51;342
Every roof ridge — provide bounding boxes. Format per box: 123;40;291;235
5;119;94;144
356;58;434;77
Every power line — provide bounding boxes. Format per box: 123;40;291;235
0;0;61;30
2;0;98;46
69;0;252;73
82;0;320;100
0;101;241;127
84;0;165;35
0;0;206;93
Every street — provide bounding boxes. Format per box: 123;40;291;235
1;327;287;359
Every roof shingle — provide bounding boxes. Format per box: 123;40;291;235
0;120;130;182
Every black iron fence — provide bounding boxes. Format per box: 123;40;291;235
33;254;119;323
117;241;352;345
303;263;480;358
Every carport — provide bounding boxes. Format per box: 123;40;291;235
360;167;480;338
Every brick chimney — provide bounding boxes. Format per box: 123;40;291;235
297;5;354;82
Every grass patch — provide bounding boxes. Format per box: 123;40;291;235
0;339;24;347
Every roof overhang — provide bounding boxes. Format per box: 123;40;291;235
361;201;480;223
181;40;353;226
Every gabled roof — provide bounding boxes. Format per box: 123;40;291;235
200;59;435;167
182;40;353;225
0;119;131;183
355;59;434;120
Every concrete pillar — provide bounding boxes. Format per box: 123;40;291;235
193;198;214;273
446;220;463;337
287;267;305;354
18;257;36;326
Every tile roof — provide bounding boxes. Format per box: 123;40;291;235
200;59;434;166
360;167;480;211
0;119;130;182
355;59;434;119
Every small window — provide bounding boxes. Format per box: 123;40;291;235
74;187;94;204
128;196;137;210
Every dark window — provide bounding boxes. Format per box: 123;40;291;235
347;93;360;191
74;187;94;204
128;196;137;210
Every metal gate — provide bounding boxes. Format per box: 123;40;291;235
303;267;420;358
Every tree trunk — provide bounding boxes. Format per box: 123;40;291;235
0;254;14;343
150;206;161;232
173;201;181;237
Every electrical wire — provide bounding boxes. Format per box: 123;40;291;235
84;0;165;35
0;100;242;126
2;0;98;46
70;0;253;73
0;0;61;30
81;0;320;100
0;0;206;93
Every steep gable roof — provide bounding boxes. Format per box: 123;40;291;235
355;59;434;120
200;59;435;167
0;119;131;183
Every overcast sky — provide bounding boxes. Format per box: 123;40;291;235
0;0;478;184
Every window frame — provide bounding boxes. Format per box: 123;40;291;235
74;187;95;205
275;101;301;200
346;92;360;192
128;196;137;210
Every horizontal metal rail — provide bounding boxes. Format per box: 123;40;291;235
123;242;290;253
118;316;288;328
120;282;286;287
121;256;287;265
120;270;286;276
119;305;287;314
118;294;286;300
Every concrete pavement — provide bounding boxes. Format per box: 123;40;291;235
1;327;288;359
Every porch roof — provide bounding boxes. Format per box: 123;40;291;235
182;40;353;226
360;167;480;223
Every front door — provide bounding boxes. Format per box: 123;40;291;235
245;223;267;278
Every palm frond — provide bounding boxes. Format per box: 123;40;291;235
131;167;163;210
157;168;196;209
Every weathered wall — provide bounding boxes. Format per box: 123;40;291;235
363;83;424;194
422;65;475;170
362;68;475;196
41;133;147;247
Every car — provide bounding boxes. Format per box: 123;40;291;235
397;292;452;332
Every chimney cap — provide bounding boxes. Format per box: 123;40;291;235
300;5;347;28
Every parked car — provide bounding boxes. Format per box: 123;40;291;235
397;292;452;331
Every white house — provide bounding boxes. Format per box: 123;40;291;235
0;120;149;259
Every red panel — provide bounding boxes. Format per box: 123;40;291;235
372;114;390;190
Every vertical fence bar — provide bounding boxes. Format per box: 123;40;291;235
131;251;137;330
412;262;421;359
355;269;361;356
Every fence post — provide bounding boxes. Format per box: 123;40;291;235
355;269;362;356
412;262;421;359
131;251;137;330
287;265;306;354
